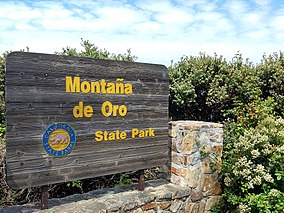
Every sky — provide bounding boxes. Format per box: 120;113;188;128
0;0;284;66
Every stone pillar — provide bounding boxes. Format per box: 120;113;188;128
169;121;223;213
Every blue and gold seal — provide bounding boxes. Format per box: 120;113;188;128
42;123;76;157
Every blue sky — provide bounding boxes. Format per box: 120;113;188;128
1;0;284;65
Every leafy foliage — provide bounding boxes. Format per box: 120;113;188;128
0;52;8;141
114;173;133;187
170;52;284;212
56;39;137;62
222;117;284;212
169;53;260;122
256;52;284;116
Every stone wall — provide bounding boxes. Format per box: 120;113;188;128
168;121;223;212
1;121;223;213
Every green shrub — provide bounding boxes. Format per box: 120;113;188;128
56;39;137;62
169;53;260;122
256;52;284;116
170;52;284;212
222;116;284;213
0;52;7;142
169;53;226;121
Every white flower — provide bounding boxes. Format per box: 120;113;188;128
269;189;280;197
224;176;232;186
251;149;260;158
255;164;265;173
253;176;262;185
263;173;274;183
238;203;251;213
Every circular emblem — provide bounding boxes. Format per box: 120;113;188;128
42;123;76;157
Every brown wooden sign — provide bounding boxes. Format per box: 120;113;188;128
5;52;168;189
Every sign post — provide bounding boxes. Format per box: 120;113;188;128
40;185;48;209
5;52;169;193
137;170;145;191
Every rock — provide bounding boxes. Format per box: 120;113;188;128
132;208;144;213
171;152;189;166
171;165;187;177
207;128;223;143
185;167;200;188
182;134;197;154
169;129;177;138
204;182;222;196
172;189;191;199
197;202;206;213
201;174;222;196
157;201;171;210
216;159;222;173
205;196;222;211
171;138;178;152
211;145;223;157
122;201;139;211
200;158;213;174
185;202;206;213
169;200;183;212
190;152;200;166
171;173;181;186
171;173;188;187
183;124;200;131
191;190;203;202
142;202;158;211
157;208;171;213
199;132;210;145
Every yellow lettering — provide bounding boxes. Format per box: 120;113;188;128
73;102;93;118
113;105;119;116
101;79;106;94
119;105;127;116
139;130;145;138
73;102;83;118
101;101;112;117
130;128;155;138
84;105;93;118
132;128;139;138
108;132;115;140
124;83;132;94
65;76;133;95
103;131;109;141
66;76;80;93
120;131;127;139
95;131;103;142
106;82;115;94
91;81;100;93
149;128;155;136
116;78;124;94
81;81;90;93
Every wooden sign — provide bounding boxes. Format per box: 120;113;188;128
5;52;168;189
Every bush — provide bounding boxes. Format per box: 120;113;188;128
169;53;260;122
222;116;284;213
0;52;7;141
256;52;284;116
56;39;137;62
170;52;284;212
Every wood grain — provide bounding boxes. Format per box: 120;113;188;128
5;52;169;189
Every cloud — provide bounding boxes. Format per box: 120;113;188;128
0;0;284;66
